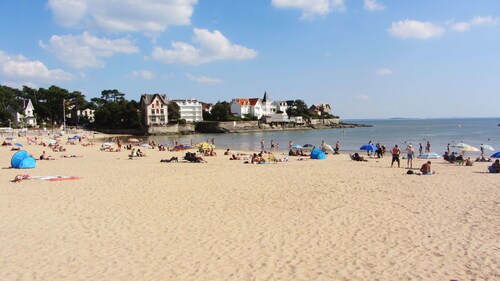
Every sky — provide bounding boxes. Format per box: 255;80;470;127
0;0;499;119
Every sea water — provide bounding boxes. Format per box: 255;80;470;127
150;118;500;156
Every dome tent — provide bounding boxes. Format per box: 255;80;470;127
11;150;36;169
310;148;326;160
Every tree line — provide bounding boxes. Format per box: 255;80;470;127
0;84;335;130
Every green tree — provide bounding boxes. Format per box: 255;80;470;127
286;99;310;118
210;101;232;121
167;101;180;123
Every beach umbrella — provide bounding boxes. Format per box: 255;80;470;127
461;146;480;153
6;137;15;141
418;153;441;159
303;144;314;148
140;143;152;149
14;143;23;147
491;152;500;158
103;142;114;147
360;144;377;151
291;144;303;149
480;144;495;151
453;142;470;148
195;142;215;150
324;144;334;152
48;139;57;145
128;138;139;142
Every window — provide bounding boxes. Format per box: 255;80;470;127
151;109;155;114
160;109;164;114
160;116;165;122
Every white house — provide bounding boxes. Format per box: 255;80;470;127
309;104;332;116
13;99;37;127
230;98;265;119
77;108;95;122
140;94;169;126
171;99;203;122
272;100;288;114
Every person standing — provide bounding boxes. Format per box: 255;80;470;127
376;143;383;158
289;140;293;150
406;144;415;169
270;140;275;151
419;143;423;155
335;141;340;154
480;144;484;156
426;141;431;153
447;143;451;154
260;139;264;151
391;144;401;168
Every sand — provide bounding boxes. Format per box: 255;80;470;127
0;134;499;280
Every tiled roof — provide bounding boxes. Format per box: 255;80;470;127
140;94;168;105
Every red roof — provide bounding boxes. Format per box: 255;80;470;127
234;98;260;106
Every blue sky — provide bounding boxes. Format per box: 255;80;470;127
0;0;499;119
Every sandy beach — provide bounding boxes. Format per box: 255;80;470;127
0;135;499;280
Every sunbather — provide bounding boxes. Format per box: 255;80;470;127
39;151;55;160
488;159;500;173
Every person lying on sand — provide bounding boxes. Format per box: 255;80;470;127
39;151;55;160
60;154;83;158
230;154;242;160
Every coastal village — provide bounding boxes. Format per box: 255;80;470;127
2;88;344;135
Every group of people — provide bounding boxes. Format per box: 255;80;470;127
129;148;146;157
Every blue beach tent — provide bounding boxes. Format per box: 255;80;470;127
11;150;36;169
310;148;326;160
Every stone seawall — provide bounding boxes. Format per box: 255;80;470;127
96;119;368;135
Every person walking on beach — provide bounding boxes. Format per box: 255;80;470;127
376;143;383;158
391;144;401;168
406;144;415;169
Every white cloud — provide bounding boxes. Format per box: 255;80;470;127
355;94;370;101
151;28;257;65
451;22;471;32
0;50;73;86
132;70;155;80
271;0;345;19
47;0;197;36
471;16;497;26
451;16;497;32
186;73;223;85
388;19;444;39
364;0;385;11
40;31;139;68
375;68;393;76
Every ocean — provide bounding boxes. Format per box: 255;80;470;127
150;118;500;156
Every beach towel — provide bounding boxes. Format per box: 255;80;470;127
11;174;81;183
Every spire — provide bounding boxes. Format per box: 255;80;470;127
262;91;268;102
